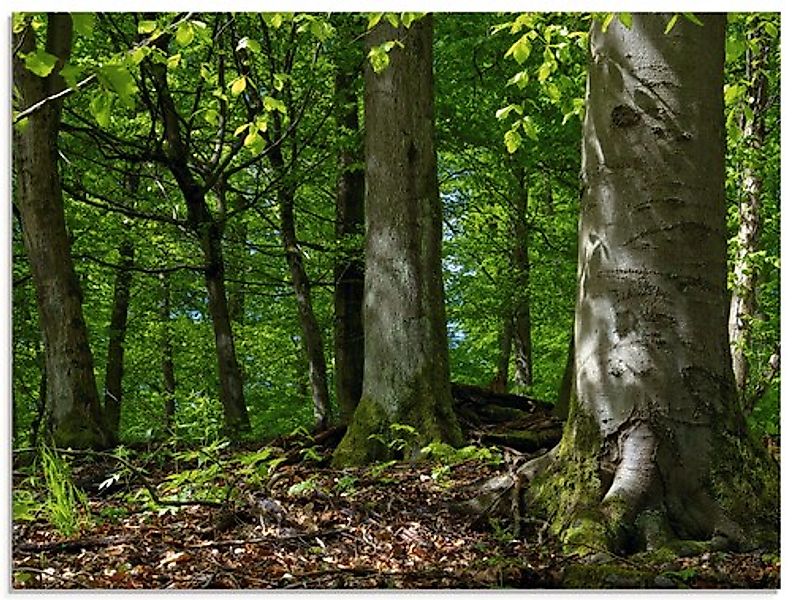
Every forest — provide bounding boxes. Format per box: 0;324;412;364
11;12;781;589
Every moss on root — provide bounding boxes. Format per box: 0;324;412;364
51;408;109;449
563;564;656;589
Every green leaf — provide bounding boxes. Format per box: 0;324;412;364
682;13;704;26
725;37;745;64
166;53;181;69
230;76;247;96
724;83;744;106
99;64;138;108
262;13;284;29
255;115;269;132
507;71;530;90
128;45;151;66
764;21;778;38
203;109;220;126
71;13;95;37
24;49;59;77
504;129;522;154
273;73;287;92
367;13;383;30
59;61;81;89
263;96;287;114
244;129;265;153
175;22;194;47
137;20;157;34
236;36;261;54
538;61;554;83
89;91;113;128
664;15;679;34
601;13;615;32
544;82;561;103
618;13;633;29
12;13;27;34
233;123;250;137
385;13;400;28
505;35;531;65
368;45;390;73
521;116;538;141
401;13;423;28
495;104;522;121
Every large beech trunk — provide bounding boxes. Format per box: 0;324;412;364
333;29;366;424
13;14;108;448
103;238;134;443
333;16;463;466
528;14;777;552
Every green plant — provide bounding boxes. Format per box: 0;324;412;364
334;474;358;495
367;423;420;458
39;445;91;536
421;441;502;466
287;475;320;497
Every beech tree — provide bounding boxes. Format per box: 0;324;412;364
13;14;109;448
333;16;463;466
517;14;777;552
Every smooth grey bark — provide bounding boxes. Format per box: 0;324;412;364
103;237;134;444
333;26;366;423
544;14;772;549
510;165;533;388
728;33;769;411
147;46;250;436
333;16;463;466
12;14;108;448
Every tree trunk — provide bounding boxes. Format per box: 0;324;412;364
728;33;769;411
529;14;777;553
103;237;134;444
511;165;533;388
333;28;366;424
160;273;177;430
333;16;463;466
147;52;249;437
12;14;108;448
270;143;331;432
553;334;575;420
490;308;513;393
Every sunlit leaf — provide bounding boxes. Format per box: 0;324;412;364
24;49;59;77
230;76;247;96
175;22;194;47
138;20;157;34
664;15;679;34
71;13;95;37
504;128;522;154
89;91;113;128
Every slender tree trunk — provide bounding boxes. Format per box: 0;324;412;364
490;309;513;393
160;273;177;430
511;165;533;388
728;34;769;411
275;166;331;431
147;52;249;436
333;28;366;423
226;194;247;326
528;15;776;553
553;334;574;420
103;237;134;444
333;16;463;466
12;14;107;448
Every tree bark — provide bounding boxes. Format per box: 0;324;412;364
146;49;250;436
529;14;777;553
553;334;575;420
12;14;108;448
728;32;769;411
333;26;366;424
269;143;331;432
511;165;533;388
333;16;463;466
160;273;177;430
103;237;134;444
490;308;513;393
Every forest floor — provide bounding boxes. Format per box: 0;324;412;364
12;437;780;590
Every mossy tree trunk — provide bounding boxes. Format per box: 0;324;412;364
333;16;463;466
13;14;108;449
530;14;777;554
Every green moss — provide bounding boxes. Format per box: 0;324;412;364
51;408;108;449
331;395;390;467
563;564;654;589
